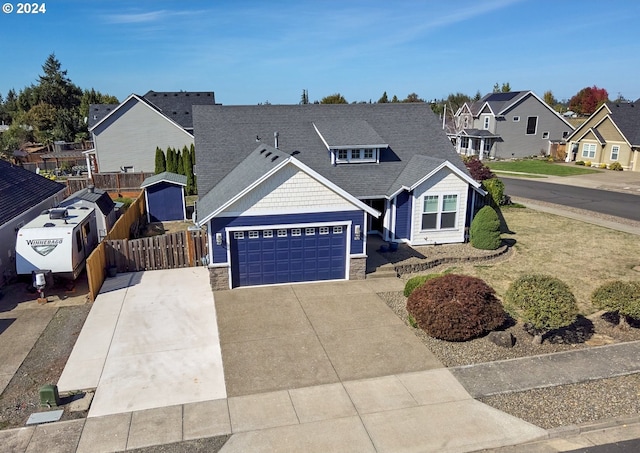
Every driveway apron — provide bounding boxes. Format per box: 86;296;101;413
215;278;443;397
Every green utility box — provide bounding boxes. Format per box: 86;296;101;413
39;384;60;407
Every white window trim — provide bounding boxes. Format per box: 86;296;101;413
483;116;490;130
582;143;597;159
610;145;620;161
542;131;549;139
334;148;378;164
420;193;459;231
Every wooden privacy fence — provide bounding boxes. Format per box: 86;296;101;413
105;230;208;273
86;193;147;301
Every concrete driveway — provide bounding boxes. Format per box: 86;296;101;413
58;267;226;418
214;278;443;396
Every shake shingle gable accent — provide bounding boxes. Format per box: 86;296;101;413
196;144;379;226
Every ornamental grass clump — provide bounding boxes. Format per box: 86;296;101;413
591;280;640;329
505;274;579;344
470;205;501;250
406;274;506;341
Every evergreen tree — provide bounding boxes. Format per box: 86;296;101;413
377;91;389;103
190;143;197;194
176;149;185;176
154;147;166;174
183;146;194;195
166;146;176;173
391;95;399;103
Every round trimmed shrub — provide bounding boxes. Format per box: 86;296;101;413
609;162;623;171
403;273;441;297
591;280;640;321
505;274;579;343
470;205;501;250
406;274;506;341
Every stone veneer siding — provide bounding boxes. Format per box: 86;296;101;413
209;266;230;291
349;256;367;280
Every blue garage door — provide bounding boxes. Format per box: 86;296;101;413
230;225;347;288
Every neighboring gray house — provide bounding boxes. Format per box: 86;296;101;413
193;103;485;290
0;160;67;286
85;91;216;175
58;186;117;240
448;91;574;159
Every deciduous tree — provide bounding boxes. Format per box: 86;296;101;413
320;93;347;104
569;86;609;115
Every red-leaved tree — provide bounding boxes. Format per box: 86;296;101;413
569;86;609;115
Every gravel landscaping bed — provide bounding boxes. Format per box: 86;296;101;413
378;255;640;429
0;304;91;430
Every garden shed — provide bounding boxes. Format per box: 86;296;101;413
141;172;187;222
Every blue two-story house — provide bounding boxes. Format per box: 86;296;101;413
193;103;485;289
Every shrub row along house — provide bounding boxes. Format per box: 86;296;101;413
192;104;485;289
565;99;640;171
447;91;574;160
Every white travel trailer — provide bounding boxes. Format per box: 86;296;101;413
15;204;98;280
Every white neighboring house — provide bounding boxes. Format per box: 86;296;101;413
0;160;67;287
85;91;216;176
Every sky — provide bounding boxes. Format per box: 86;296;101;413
1;0;639;105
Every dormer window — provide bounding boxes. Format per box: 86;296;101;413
333;148;379;164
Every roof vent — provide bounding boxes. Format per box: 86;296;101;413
43;222;55;227
271;155;279;162
87;184;95;193
260;148;266;154
265;152;272;158
274;131;279;149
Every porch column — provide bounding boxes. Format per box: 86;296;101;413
479;138;485;160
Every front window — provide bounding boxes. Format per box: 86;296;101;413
334;148;377;163
459;137;469;149
421;196;438;230
484;140;493;152
483;116;490;130
526;116;538;135
582;143;596;159
421;194;458;230
611;145;620;161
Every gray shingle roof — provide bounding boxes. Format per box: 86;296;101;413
141;172;187;188
313;119;387;148
193;103;469;204
60;186;115;215
88;104;120;128
197;145;288;222
0;160;67;225
608;101;640;146
143;91;216;129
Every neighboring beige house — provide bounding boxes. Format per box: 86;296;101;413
566;100;640;171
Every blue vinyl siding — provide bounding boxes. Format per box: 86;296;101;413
394;190;412;240
210;210;364;264
146;182;184;222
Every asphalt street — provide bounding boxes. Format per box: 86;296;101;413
502;177;640;222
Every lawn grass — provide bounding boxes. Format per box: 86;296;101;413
486;159;601;176
434;207;640;314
